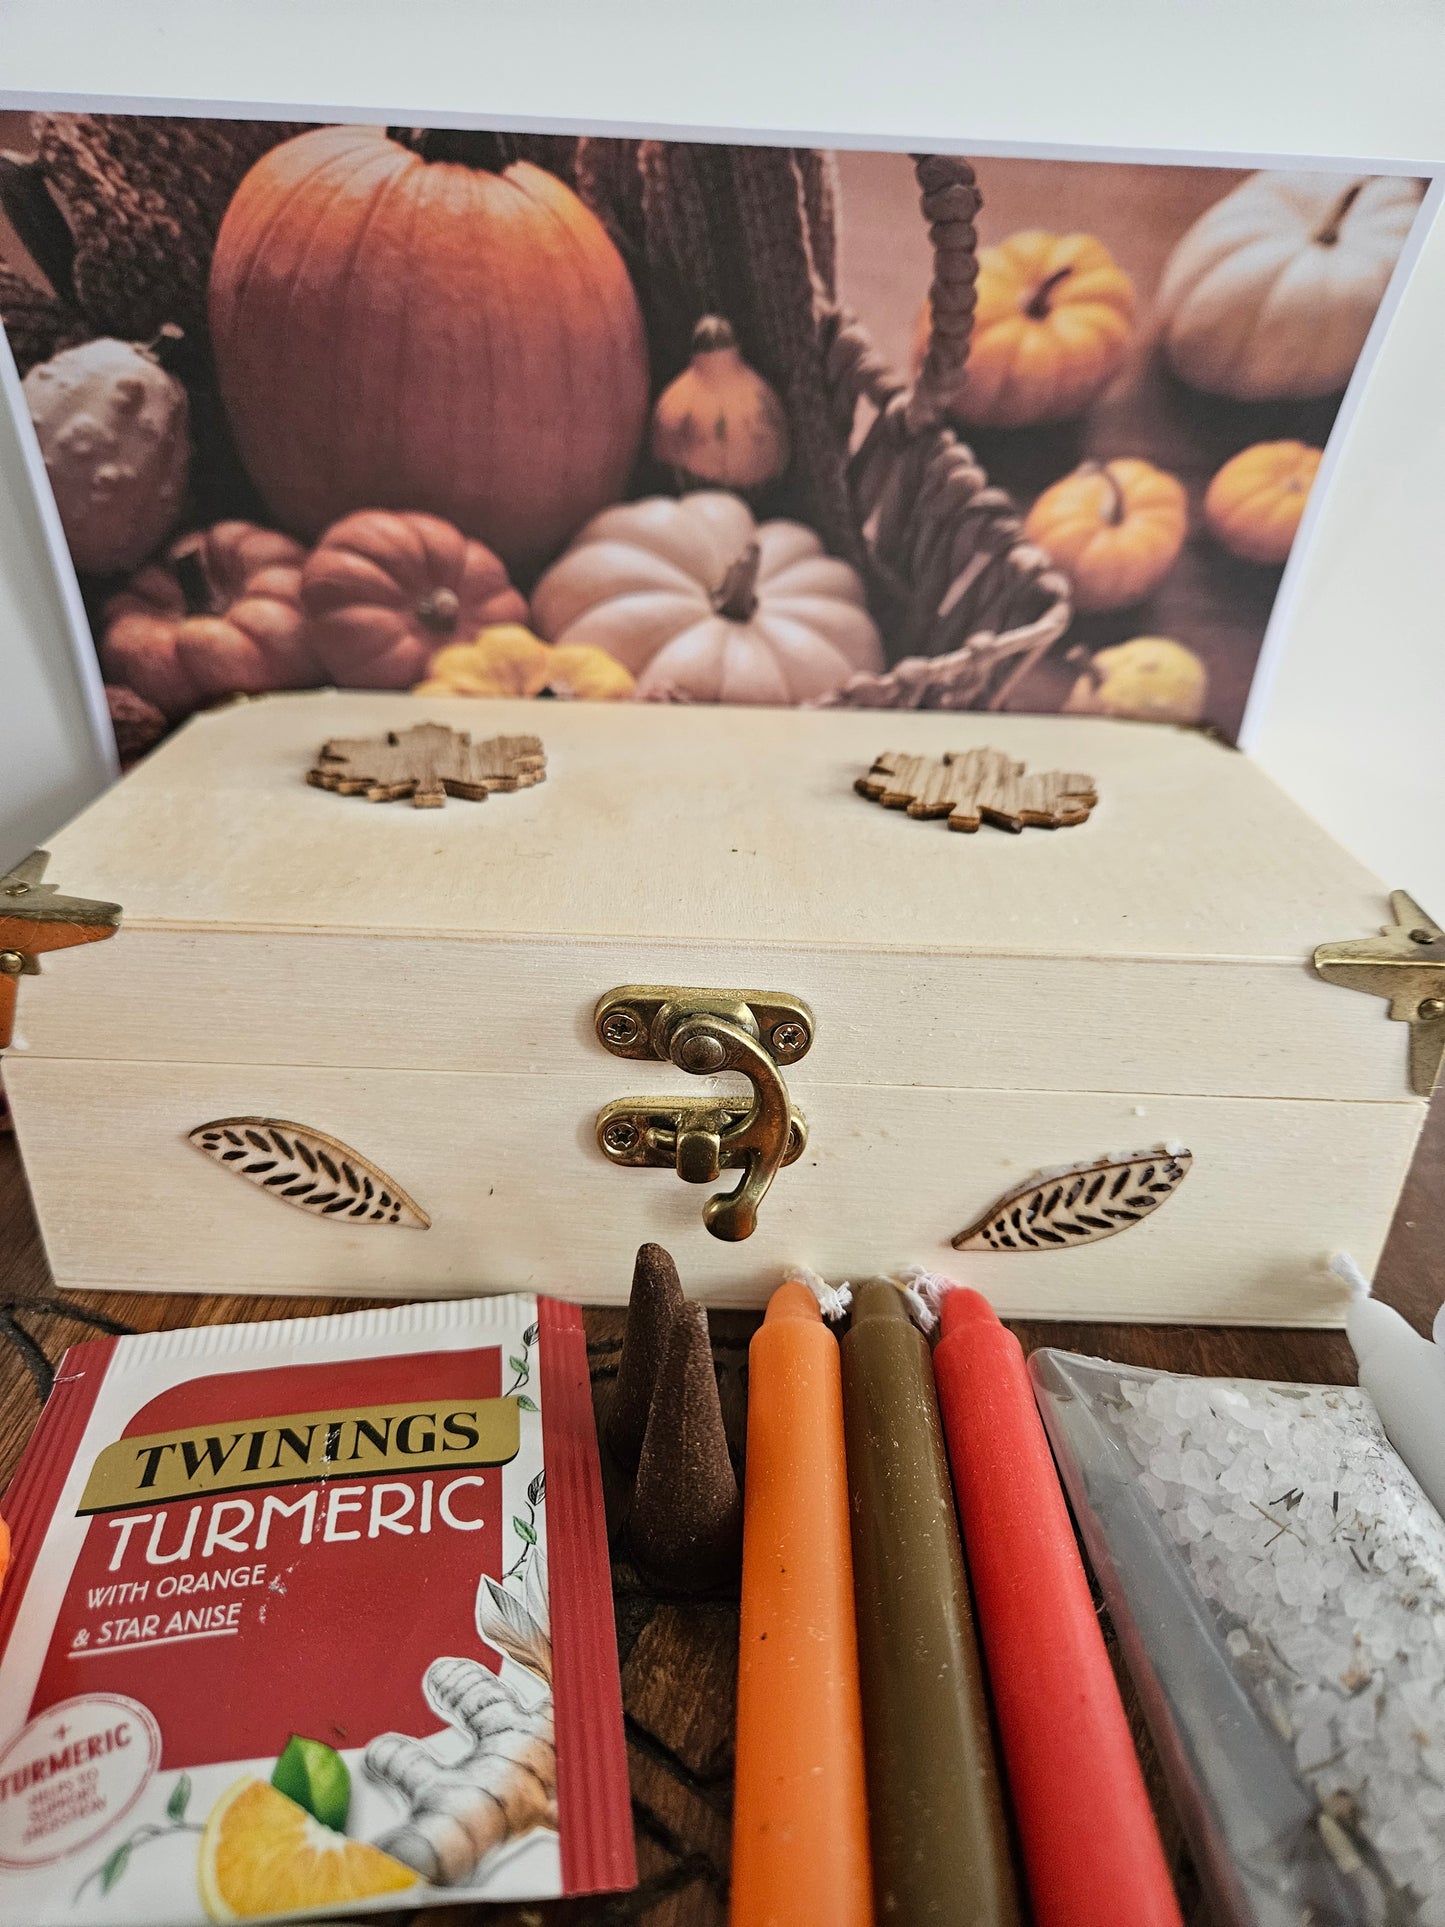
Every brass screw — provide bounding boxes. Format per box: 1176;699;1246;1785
771;1020;808;1055
600;1009;642;1048
0;950;26;976
678;1033;727;1074
2;883;29;897
603;1118;641;1154
1418;998;1445;1020
1410;928;1437;944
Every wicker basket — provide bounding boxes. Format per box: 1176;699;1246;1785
576;144;1074;711
4;126;1069;710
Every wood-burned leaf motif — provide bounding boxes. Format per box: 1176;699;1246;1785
187;1118;431;1229
952;1147;1192;1252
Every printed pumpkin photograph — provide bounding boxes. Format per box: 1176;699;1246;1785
0;114;1429;750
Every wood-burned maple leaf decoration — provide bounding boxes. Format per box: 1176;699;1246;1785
189;1118;431;1227
952;1147;1192;1251
308;723;545;808
856;746;1097;832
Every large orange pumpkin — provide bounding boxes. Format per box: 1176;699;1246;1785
100;521;318;721
1024;459;1187;612
915;231;1136;429
209;127;650;574
301;510;528;689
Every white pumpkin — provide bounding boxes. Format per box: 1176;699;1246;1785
1156;172;1422;401
530;491;884;704
23;336;190;575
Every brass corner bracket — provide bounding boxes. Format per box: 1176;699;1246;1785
1315;890;1445;1097
0;851;121;1049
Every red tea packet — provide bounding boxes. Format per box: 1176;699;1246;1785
0;1296;633;1922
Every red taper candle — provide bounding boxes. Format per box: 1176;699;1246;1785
932;1287;1183;1927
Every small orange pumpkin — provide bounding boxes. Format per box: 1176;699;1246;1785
1204;441;1322;565
915;231;1136;428
1024;459;1187;612
100;521;317;721
302;511;528;689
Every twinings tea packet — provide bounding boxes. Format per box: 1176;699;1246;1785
0;1297;633;1923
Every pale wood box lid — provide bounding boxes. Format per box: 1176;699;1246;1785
42;692;1385;963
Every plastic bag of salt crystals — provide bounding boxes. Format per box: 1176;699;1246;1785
1033;1351;1445;1927
0;1296;633;1925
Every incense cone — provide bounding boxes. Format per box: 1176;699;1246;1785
606;1243;684;1471
630;1303;742;1594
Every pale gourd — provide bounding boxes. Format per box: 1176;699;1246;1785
1157;173;1422;401
23;336;190;575
651;316;790;490
529;492;884;705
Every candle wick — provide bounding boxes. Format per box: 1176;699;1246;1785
1330;1251;1374;1300
783;1265;854;1323
894;1266;960;1334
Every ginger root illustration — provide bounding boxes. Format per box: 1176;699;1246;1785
364;1545;557;1884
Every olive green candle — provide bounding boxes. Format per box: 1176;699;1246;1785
841;1279;1021;1926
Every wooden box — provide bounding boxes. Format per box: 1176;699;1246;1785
3;692;1429;1322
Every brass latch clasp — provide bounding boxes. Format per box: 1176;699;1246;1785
1314;890;1445;1096
595;987;813;1241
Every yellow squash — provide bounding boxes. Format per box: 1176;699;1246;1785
1063;637;1208;725
413;623;636;701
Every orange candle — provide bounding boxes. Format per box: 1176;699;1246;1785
732;1282;873;1927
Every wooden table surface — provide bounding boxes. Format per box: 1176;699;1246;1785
0;1107;1440;1926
